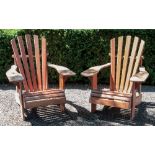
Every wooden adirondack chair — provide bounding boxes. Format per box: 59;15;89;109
6;34;76;120
81;36;149;120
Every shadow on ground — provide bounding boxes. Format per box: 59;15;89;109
27;100;155;126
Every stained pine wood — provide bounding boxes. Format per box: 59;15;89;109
110;38;116;91
42;37;48;90
81;63;111;77
90;97;130;109
25;97;66;109
127;40;145;92
92;89;132;98
11;39;29;91
7;34;76;120
34;35;42;91
120;36;131;92
23;89;64;97
17;36;33;92
25;34;38;91
48;63;76;76
91;92;131;102
130;70;149;82
116;36;123;91
24;93;65;101
59;75;65;89
82;35;148;120
123;37;139;92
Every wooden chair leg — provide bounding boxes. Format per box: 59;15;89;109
90;74;98;90
131;103;135;120
20;105;25;121
31;107;37;114
91;104;96;113
59;75;68;90
18;82;26;121
131;83;136;120
89;74;97;113
60;104;65;112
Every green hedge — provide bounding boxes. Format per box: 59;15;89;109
0;29;155;85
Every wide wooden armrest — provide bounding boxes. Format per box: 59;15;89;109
81;63;111;77
130;67;149;82
6;65;24;83
47;63;76;77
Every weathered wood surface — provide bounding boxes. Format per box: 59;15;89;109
25;34;38;91
120;36;131;91
81;63;111;77
48;63;76;76
123;37;139;92
23;87;66;109
6;65;24;83
127;40;145;92
7;34;75;120
83;35;149;120
130;68;149;82
11;39;29;91
90;97;130;109
116;36;123;91
110;38;116;91
34;35;42;91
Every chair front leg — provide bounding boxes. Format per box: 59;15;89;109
59;75;68;90
89;74;98;112
17;82;25;121
131;82;136;120
59;75;68;112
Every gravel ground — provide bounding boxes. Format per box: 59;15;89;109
0;84;155;126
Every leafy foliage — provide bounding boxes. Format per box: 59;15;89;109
0;29;155;85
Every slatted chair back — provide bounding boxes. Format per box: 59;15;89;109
110;36;145;93
11;34;48;92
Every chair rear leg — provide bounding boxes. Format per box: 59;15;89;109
31;107;37;114
131;103;136;120
131;106;135;120
91;103;96;113
20;104;26;121
131;83;136;120
60;103;65;112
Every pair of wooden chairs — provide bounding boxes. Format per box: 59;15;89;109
6;35;149;121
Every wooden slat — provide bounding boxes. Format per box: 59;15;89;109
90;97;130;109
11;39;29;91
110;38;116;91
25;34;38;91
92;89;132;98
91;92;131;102
17;36;33;92
23;89;64;97
42;37;48;90
128;40;145;92
116;36;123;91
120;36;131;92
34;35;42;91
24;93;65;101
24;97;66;109
123;37;139;92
